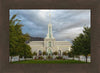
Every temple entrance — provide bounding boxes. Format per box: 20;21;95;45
58;50;61;56
47;47;52;56
39;50;42;56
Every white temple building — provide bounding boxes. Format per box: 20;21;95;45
27;13;72;55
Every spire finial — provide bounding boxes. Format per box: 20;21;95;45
49;10;51;24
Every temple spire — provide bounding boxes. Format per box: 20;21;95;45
45;10;54;39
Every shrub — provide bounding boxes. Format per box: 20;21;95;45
43;51;47;55
56;56;63;60
47;56;52;59
33;52;37;56
38;56;44;60
53;51;58;55
63;52;67;56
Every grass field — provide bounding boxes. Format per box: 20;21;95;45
10;60;89;64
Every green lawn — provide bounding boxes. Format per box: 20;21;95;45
10;60;89;64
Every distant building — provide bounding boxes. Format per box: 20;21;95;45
27;13;72;56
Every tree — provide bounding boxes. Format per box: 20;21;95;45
70;27;90;62
81;27;90;62
62;51;67;56
9;14;32;58
53;51;58;55
43;51;47;55
68;49;75;60
33;52;37;56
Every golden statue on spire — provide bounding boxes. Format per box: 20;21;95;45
49;10;51;24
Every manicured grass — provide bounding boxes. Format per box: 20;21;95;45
10;60;89;64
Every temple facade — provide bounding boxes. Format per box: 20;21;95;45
27;13;72;55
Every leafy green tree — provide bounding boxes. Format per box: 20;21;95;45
33;52;37;56
62;51;67;56
9;14;32;58
70;27;90;62
43;51;47;55
53;51;58;55
68;49;75;60
81;27;90;62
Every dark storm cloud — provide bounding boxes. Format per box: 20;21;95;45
10;9;90;42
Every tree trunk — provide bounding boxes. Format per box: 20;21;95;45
78;56;80;61
73;56;74;60
85;55;88;63
11;56;12;62
19;56;20;61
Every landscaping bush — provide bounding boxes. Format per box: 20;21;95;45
56;56;63;60
43;51;47;55
38;56;44;60
33;52;37;56
47;56;53;59
53;51;58;55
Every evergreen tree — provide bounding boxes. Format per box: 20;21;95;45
69;27;90;62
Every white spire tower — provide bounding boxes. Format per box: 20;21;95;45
45;11;54;39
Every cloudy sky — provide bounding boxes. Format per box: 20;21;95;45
9;9;90;42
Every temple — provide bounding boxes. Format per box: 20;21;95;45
27;13;72;56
